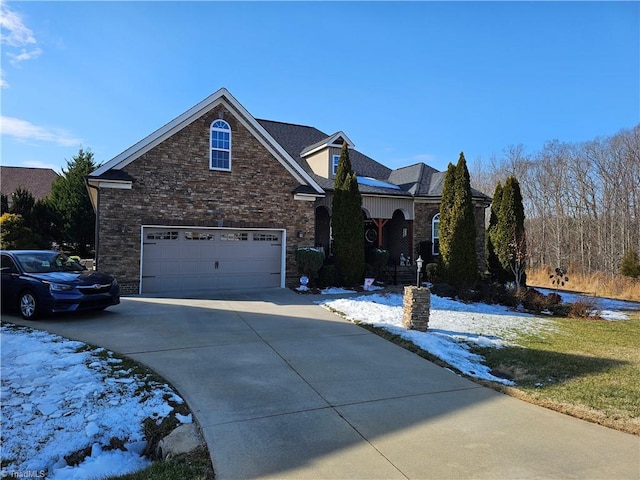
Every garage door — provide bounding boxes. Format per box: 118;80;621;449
141;227;284;294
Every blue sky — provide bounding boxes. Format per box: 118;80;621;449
1;1;638;175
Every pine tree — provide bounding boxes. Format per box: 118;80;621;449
6;188;53;248
620;249;640;278
331;143;365;286
49;148;98;256
495;176;527;288
9;187;35;219
447;152;478;285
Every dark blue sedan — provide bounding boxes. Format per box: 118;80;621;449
1;250;120;320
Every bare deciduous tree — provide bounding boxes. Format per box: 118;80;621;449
470;125;640;277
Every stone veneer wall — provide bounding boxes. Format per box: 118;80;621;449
96;104;315;294
402;286;430;331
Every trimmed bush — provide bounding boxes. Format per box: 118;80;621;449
365;247;389;279
317;264;337;288
295;248;325;285
430;283;458;299
568;299;599;318
424;263;440;282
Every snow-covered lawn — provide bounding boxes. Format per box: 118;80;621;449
1;325;190;480
320;291;636;386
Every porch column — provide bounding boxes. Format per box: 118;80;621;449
371;218;388;248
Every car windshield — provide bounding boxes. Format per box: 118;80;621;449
15;252;85;273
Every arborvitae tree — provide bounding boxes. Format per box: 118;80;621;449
446;152;478;285
495;175;527;289
49;148;98;256
438;162;457;276
620;248;640;278
486;182;510;282
331;143;365;286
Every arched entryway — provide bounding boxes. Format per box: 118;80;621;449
314;206;331;255
383;209;412;265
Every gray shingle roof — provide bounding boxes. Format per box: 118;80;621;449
257;119;484;200
258;119;403;195
0;166;59;200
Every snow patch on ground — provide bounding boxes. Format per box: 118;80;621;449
1;325;183;479
321;293;560;386
536;288;640;320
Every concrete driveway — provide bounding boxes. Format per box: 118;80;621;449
4;288;639;479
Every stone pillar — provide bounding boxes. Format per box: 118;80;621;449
402;286;431;332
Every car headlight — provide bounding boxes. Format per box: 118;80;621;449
47;282;74;292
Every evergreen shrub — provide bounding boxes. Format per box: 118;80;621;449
295;247;325;284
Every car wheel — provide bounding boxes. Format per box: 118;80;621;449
19;291;39;320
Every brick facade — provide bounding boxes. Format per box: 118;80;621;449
96;105;315;293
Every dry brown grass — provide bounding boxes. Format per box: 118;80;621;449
527;267;640;302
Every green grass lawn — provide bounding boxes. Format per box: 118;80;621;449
472;312;640;435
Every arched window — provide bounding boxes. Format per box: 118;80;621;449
432;213;440;256
210;120;231;171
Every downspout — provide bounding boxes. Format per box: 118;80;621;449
86;179;100;270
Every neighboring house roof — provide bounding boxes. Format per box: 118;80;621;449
0;166;59;201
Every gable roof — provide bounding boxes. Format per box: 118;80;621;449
257;119;491;203
0;166;59;200
300;131;355;157
258;119;404;195
90;88;490;204
90;88;323;194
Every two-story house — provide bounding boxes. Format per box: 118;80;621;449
88;88;490;295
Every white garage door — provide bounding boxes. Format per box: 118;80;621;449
141;227;284;294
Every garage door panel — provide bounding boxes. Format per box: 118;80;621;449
142;228;283;294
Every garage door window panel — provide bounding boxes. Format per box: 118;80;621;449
221;232;248;241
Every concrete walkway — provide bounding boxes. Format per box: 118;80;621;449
6;288;639;479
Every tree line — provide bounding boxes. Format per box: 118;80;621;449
0;149;98;257
471;125;640;276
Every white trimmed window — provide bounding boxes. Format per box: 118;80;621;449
210;120;231;171
332;154;340;176
432;213;440;255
